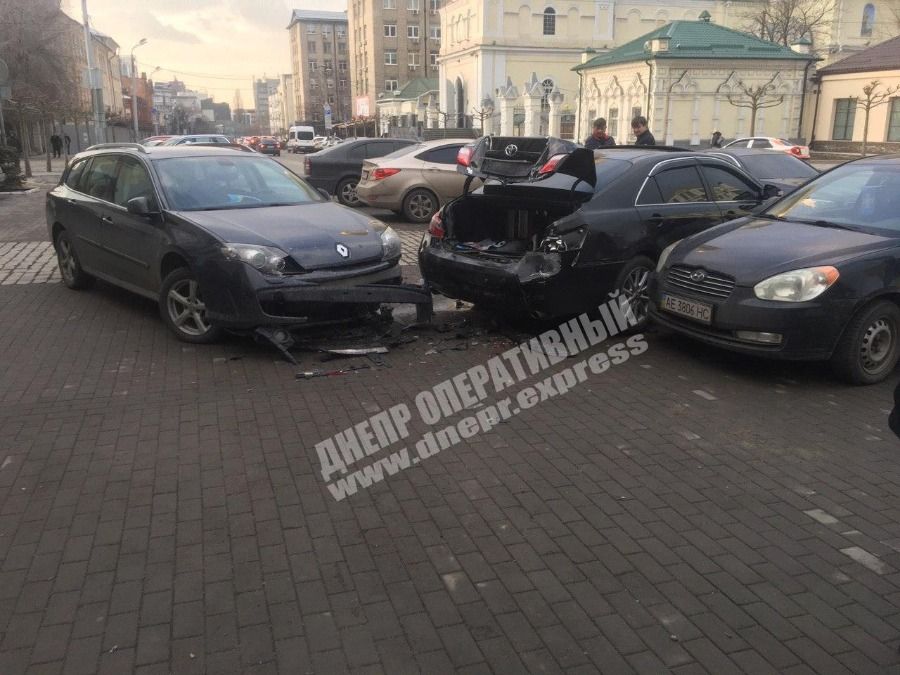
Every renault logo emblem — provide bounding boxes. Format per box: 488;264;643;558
691;269;707;282
336;243;350;258
504;144;518;157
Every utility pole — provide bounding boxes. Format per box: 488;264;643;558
81;0;105;144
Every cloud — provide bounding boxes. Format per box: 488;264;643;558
143;12;204;44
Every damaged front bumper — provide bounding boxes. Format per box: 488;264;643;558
197;257;433;329
418;234;619;319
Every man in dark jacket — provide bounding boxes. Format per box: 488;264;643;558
631;116;656;146
584;117;615;149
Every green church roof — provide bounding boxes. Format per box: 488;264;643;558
574;20;814;71
381;78;438;102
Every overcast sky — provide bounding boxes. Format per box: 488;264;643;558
62;0;340;108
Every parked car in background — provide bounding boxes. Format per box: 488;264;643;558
47;144;423;344
141;135;173;146
357;138;479;222
313;136;328;150
162;134;233;146
287;125;317;153
304;137;417;206
257;137;281;156
419;141;779;325
650;155;900;384
722;136;810;160
703;148;819;195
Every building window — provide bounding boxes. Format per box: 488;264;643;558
609;107;619;138
430;0;440;12
888;99;900;142
631;106;642;124
408;25;420;39
386;79;399;92
336;27;346;38
328;95;335;104
409;53;420;68
832;98;856;140
338;42;347;53
323;41;331;52
307;24;317;33
385;50;397;65
543;7;556;35
322;26;332;37
308;60;318;71
308;41;317;52
339;79;347;88
384;24;397;37
384;0;396;8
408;0;419;9
430;51;439;68
339;60;347;71
324;60;333;71
430;25;441;39
311;80;319;89
861;4;875;36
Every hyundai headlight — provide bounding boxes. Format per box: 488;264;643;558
222;243;288;275
379;225;402;260
656;240;682;272
753;266;839;302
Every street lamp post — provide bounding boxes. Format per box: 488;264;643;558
130;38;147;141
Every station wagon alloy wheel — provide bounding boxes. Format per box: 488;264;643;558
617;258;654;328
57;237;77;284
167;278;211;337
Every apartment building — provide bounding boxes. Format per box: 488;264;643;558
287;10;352;130
348;0;442;118
253;78;281;132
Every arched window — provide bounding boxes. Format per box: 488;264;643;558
543;7;556;35
861;3;875;36
541;77;554;109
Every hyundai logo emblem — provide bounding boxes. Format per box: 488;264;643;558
504;144;518;157
336;243;350;258
690;269;707;282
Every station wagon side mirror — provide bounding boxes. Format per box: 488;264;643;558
317;188;332;201
762;183;781;200
126;196;158;216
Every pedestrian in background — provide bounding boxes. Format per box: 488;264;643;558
50;133;62;158
64;134;71;155
631;116;656;146
711;130;724;148
584;117;616;149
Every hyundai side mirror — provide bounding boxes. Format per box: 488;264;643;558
762;183;781;200
126;196;158;216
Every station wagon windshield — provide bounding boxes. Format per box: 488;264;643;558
154;156;320;210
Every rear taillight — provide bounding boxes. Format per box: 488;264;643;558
790;146;802;156
428;211;445;239
457;145;474;167
372;167;401;180
538;153;567;175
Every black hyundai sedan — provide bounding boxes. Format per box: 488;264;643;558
650;155;900;384
47;143;426;344
419;140;779;325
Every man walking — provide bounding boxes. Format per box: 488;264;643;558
584;117;615;149
50;133;62;158
64;134;71;155
631;116;656;146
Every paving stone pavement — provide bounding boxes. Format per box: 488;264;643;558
3;184;900;674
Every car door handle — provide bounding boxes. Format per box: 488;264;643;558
101;216;113;224
647;213;664;227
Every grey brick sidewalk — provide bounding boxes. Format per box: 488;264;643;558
1;276;900;674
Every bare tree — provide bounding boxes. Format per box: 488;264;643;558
855;80;900;156
726;74;785;136
742;0;835;48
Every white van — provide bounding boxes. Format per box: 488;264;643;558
287;126;317;153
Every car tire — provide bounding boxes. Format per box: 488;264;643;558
613;255;655;331
54;229;94;290
159;267;223;344
336;177;361;207
402;188;439;224
831;300;900;385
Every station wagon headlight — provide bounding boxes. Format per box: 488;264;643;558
379;225;402;260
753;266;839;302
222;243;288;275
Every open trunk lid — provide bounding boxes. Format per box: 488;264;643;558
457;136;595;189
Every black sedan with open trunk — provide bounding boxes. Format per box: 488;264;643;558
650;155;900;384
419;139;778;324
